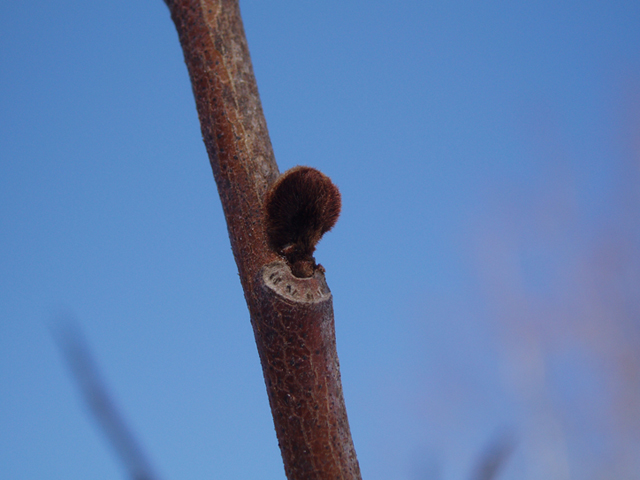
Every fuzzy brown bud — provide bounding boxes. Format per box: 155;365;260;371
264;166;341;278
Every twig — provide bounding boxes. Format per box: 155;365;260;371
470;431;515;480
163;1;361;478
53;321;161;480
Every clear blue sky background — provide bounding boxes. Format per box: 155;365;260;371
2;1;639;479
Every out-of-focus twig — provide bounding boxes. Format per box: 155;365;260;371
470;431;516;480
53;320;161;480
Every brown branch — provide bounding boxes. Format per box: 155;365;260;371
163;1;361;478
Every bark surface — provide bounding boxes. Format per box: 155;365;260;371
164;1;361;478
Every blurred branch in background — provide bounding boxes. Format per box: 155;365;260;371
471;82;640;479
470;431;516;480
53;320;161;480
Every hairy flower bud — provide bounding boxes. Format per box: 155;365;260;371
264;166;341;277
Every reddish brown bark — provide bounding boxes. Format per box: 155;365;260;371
163;1;361;478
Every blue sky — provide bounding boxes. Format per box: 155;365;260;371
2;1;639;479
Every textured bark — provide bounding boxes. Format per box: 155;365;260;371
255;263;360;479
163;1;361;478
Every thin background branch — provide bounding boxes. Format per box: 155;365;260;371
53;320;161;480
